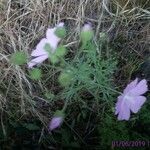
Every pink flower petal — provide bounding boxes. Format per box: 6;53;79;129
117;103;130;120
49;116;63;131
115;95;123;115
123;78;138;94
28;55;48;68
129;96;146;113
115;95;131;120
129;79;148;96
115;78;148;121
31;38;49;57
28;22;65;67
46;24;63;50
82;23;92;32
56;22;64;27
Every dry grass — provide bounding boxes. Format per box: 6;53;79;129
0;0;150;129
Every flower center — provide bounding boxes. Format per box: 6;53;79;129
124;94;133;102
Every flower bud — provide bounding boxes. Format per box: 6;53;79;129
58;70;73;87
55;22;66;38
49;110;64;131
80;23;93;43
49;116;63;131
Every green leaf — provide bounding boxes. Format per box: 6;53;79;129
55;27;66;38
10;51;27;65
44;43;60;64
49;54;59;64
44;43;52;54
54;110;65;118
55;46;67;57
80;30;93;43
29;68;42;80
58;70;73;87
44;92;55;100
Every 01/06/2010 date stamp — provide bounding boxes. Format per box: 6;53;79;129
112;140;150;148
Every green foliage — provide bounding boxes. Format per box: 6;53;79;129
80;30;94;44
1;2;150;149
54;110;65;118
41;127;81;149
44;43;58;64
98;115;129;149
58;70;73;87
139;101;150;124
44;43;67;64
29;68;42;80
44;92;55;100
49;54;59;64
44;43;52;53
132;97;150;136
55;46;67;57
3;23;149;150
50;46;67;64
58;38;117;103
10;51;27;65
55;27;66;38
60;128;80;148
0;118;42;149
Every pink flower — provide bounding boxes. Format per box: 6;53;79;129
49;116;63;131
28;22;64;68
115;78;148;121
82;23;92;32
